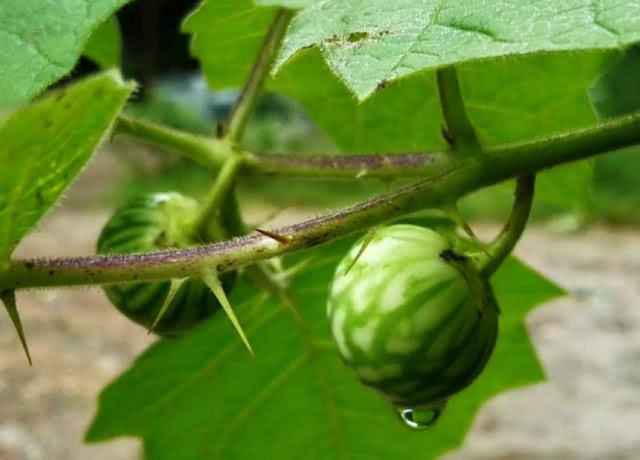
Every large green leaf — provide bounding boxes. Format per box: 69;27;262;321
86;236;563;459
0;0;133;109
275;0;640;101
0;71;134;269
84;16;122;69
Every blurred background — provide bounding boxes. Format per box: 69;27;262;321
1;1;640;459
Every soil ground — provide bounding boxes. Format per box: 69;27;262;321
1;153;640;459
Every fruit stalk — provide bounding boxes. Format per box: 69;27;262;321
476;175;536;278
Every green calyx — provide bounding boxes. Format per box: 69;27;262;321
97;192;235;336
327;224;499;423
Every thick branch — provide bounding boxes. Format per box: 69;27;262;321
1;167;469;290
4;112;640;291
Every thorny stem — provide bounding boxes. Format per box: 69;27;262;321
476;175;536;278
114;112;640;180
2;115;640;292
225;9;294;143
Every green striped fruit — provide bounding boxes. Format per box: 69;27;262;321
97;192;234;337
327;224;498;417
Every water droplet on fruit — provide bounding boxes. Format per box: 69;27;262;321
396;407;442;429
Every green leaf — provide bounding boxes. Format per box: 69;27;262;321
86;237;563;459
182;0;280;90
459;52;618;144
590;46;640;119
275;0;640;101
0;0;133;109
84;16;122;69
271;49;446;152
181;0;317;91
0;71;134;269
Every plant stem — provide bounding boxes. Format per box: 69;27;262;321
225;9;294;143
243;151;460;179
115;114;231;169
116;111;640;180
192;156;243;241
436;67;481;153
3;110;640;292
200;9;293;246
476;175;535;278
4;112;640;291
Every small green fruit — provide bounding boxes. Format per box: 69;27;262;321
97;192;234;336
327;224;498;420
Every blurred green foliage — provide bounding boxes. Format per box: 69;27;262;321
590;46;640;223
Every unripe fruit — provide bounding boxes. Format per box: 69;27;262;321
97;192;234;337
327;225;498;425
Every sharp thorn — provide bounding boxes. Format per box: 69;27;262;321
201;271;254;355
148;278;186;334
344;229;377;275
255;228;292;244
1;290;32;365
